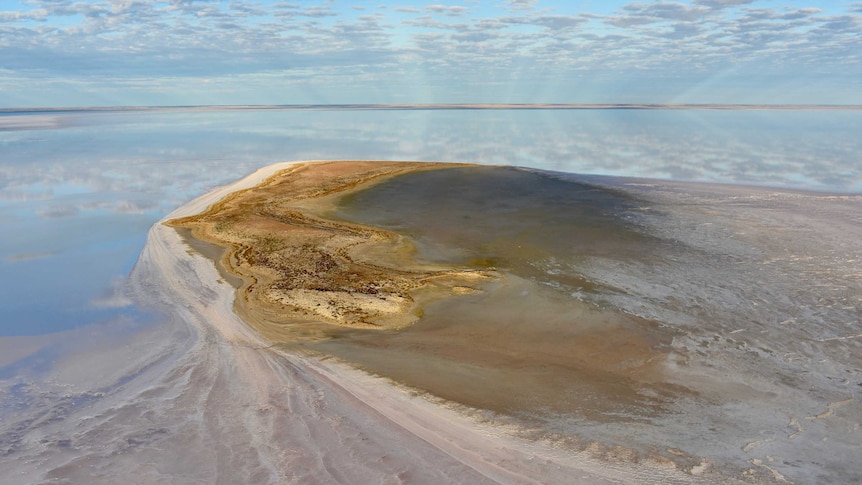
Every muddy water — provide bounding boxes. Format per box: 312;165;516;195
334;166;662;280
309;167;687;424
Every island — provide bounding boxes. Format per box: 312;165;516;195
166;161;496;340
139;160;861;484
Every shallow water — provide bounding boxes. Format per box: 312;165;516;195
311;166;862;481
2;109;861;483
316;167;682;421
335;166;662;270
2;108;861;338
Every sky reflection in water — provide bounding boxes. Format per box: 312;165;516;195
1;108;860;336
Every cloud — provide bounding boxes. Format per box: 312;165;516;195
606;2;711;27
693;0;756;8
738;7;821;22
425;5;468;17
502;15;586;31
0;8;48;21
508;0;537;11
0;0;859;105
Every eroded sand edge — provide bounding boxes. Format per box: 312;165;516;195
144;160;706;483
166;161;497;341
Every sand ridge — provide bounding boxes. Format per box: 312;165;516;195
166;161;497;340
3;159;853;483
126;160;703;484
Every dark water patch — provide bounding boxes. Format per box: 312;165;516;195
334;166;664;296
314;276;686;424
314;166;686;426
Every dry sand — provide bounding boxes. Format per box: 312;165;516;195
166;161;497;340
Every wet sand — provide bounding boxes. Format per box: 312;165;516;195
314;166;687;422
168;162;688;426
124;161;696;483
167;161;861;484
6;160;858;483
0;159;692;484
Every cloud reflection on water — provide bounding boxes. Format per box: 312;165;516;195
0;108;860;336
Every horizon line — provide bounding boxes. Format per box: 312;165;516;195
3;103;862;113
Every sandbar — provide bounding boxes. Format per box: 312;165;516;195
167;161;497;341
136;160;702;483
4;160;857;483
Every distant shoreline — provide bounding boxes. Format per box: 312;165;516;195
3;103;862;114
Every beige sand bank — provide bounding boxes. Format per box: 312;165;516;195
5;160;857;483
128;160;706;483
166;161;497;341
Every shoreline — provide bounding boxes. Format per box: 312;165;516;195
166;160;497;340
162;160;862;484
140;160;707;483
5;103;862;114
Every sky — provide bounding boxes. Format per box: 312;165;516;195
0;0;860;107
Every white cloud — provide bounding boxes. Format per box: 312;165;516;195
0;8;48;21
0;0;859;105
508;0;537;11
502;15;586;31
425;4;468;17
693;0;756;8
607;2;711;26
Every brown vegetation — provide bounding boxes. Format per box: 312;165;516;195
167;161;496;336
